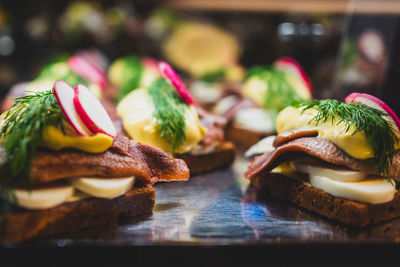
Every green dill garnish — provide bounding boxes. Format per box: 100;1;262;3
292;99;399;181
0;91;64;210
34;60;89;88
147;78;187;153
340;37;358;71
115;55;144;102
200;68;226;83
246;66;300;110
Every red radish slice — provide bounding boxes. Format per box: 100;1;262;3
73;84;117;137
141;57;160;75
52;80;91;136
358;29;385;65
77;49;108;72
274;57;313;93
158;61;195;105
345;92;400;133
68;55;107;90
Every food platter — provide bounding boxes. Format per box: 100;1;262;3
5;152;398;264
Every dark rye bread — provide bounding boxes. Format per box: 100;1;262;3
250;173;400;227
0;185;155;243
177;141;236;175
225;124;274;149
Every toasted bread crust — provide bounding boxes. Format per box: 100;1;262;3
178;141;236;175
0;185;155;243
225;124;274;149
250;173;400;227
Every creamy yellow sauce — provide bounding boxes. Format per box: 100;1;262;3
108;58;128;87
41;126;113;153
116;88;206;154
242;77;267;107
276;106;400;159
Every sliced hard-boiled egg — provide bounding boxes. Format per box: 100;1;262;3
233;107;277;133
245;135;276;158
72;177;135;199
292;162;365;182
309;175;395;204
10;183;74;210
189;81;223;104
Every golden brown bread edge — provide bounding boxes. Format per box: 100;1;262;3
0;185;155;243
177;141;236;175
250;172;400;227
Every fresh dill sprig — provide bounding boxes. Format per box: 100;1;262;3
0;90;64;207
35;60;89;88
148;79;187;153
292;99;399;181
246;66;299;110
116;55;144;102
200;68;226;83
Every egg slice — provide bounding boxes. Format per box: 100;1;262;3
292;162;365;182
11;183;74;210
310;175;395;204
245;135;276;157
72;177;135;199
233;107;277;133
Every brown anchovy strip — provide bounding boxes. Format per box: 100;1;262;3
245;134;400;180
0;135;190;185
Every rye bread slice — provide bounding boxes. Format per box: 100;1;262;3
0;185;155;243
250;173;400;227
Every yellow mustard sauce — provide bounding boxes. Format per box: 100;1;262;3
41;126;113;153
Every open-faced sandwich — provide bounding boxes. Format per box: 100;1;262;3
245;93;400;226
0;80;189;243
116;61;235;175
213;57;313;148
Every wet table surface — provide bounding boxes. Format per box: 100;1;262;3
15;153;400;251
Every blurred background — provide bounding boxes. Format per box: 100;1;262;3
1;0;400;112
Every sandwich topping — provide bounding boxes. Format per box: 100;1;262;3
245;94;400;204
243;66;311;111
278;99;400;176
213;57;312;135
117;62;210;155
117;79;206;154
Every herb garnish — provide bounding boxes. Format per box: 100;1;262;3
148;79;187;153
0;91;64;209
200;68;226;83
292;99;399;181
34;60;89;88
116;55;144;102
246;66;299;110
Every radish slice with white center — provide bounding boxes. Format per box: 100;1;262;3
73;84;117;137
358;29;385;65
52;80;91;136
68;55;107;90
345;92;400;133
77;49;109;73
273;56;313;93
158;61;195;105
